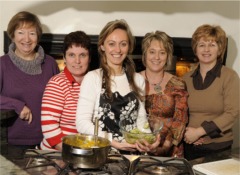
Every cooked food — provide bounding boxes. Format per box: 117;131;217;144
63;136;108;148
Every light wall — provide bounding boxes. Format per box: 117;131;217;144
0;1;239;148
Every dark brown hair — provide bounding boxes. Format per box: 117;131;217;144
63;30;91;59
7;11;42;42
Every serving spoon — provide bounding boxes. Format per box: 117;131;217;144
93;117;99;148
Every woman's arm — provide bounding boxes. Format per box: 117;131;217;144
171;78;189;146
41;77;65;148
76;70;103;136
206;70;239;136
0;57;25;114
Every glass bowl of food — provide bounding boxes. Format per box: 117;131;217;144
119;115;163;144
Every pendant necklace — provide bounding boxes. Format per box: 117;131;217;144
145;71;164;94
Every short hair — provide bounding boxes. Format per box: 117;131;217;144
7;11;42;42
63;31;91;58
191;24;227;61
141;31;173;67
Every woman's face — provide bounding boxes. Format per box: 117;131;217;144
64;45;90;80
145;39;167;73
13;24;38;58
196;37;220;65
100;29;129;68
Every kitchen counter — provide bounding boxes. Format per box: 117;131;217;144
189;147;239;175
193;158;240;175
0;154;30;175
189;147;239;166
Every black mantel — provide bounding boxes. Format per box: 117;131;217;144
3;31;227;72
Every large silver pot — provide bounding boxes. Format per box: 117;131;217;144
62;134;111;169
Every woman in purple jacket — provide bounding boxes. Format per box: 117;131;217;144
0;11;59;150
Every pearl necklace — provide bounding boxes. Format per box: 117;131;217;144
145;71;164;94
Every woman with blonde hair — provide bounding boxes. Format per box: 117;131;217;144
140;31;188;157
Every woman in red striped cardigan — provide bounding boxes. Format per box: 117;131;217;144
40;31;91;151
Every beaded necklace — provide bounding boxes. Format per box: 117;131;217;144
145;71;164;94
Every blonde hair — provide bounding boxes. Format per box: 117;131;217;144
141;31;173;67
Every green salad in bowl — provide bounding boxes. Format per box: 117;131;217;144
119;116;163;144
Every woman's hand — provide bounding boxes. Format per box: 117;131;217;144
152;139;172;156
135;134;161;153
193;137;205;145
184;127;206;144
111;140;137;152
19;105;32;124
136;135;173;156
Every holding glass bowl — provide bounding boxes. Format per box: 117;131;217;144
119;115;163;144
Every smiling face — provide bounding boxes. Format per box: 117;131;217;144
145;39;167;73
100;29;129;70
196;37;219;65
13;23;38;60
64;44;90;82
